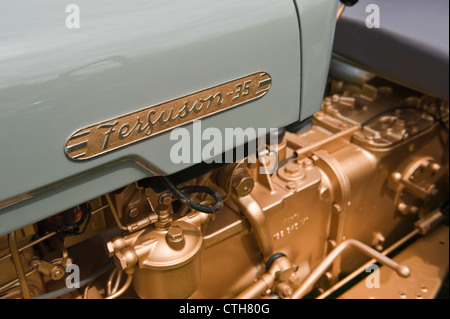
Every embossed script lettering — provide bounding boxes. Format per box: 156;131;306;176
65;72;271;160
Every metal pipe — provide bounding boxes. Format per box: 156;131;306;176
295;125;360;158
336;4;346;21
105;274;133;299
236;256;294;299
236;274;273;299
316;209;445;299
233;194;273;260
105;194;128;231
0;231;56;263
8;231;32;299
290;239;411;299
106;268;123;296
106;268;118;296
317;229;420;299
0;267;38;293
112;271;123;295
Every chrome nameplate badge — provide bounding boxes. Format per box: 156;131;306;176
65;72;272;160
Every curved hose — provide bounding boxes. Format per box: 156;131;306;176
33;258;114;299
160;176;223;214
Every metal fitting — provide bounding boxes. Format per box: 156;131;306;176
114;247;138;275
155;204;173;229
232;168;255;197
106;236;127;257
30;258;65;281
166;225;185;249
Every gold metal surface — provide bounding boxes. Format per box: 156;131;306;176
65;72;272;160
8;231;31;299
338;225;449;299
1;76;448;300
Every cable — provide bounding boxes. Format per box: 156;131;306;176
361;105;449;134
33;258;114;299
160;176;223;214
271;152;298;177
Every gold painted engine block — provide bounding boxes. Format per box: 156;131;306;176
1;77;448;299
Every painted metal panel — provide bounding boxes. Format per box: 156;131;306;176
0;0;337;234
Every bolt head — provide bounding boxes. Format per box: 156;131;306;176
286;182;296;190
51;267;65;281
114;252;128;270
284;162;299;175
166;225;184;242
106;242;115;257
128;207;139;218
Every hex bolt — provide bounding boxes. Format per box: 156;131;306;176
231;168;255;197
155;204;172;229
284;162;299;175
166;225;184;243
286;182;296;190
106;237;127;257
166;225;185;250
128;207;139;219
114;247;138;274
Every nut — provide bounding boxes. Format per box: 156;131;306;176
232;169;254;197
114;247;138;273
106;237;127;257
155;204;172;229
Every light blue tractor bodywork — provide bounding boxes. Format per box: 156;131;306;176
0;0;338;235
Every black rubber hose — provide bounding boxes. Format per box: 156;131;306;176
160;176;223;214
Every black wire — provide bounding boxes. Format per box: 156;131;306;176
160;176;223;214
271;152;298;177
361;105;449;134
